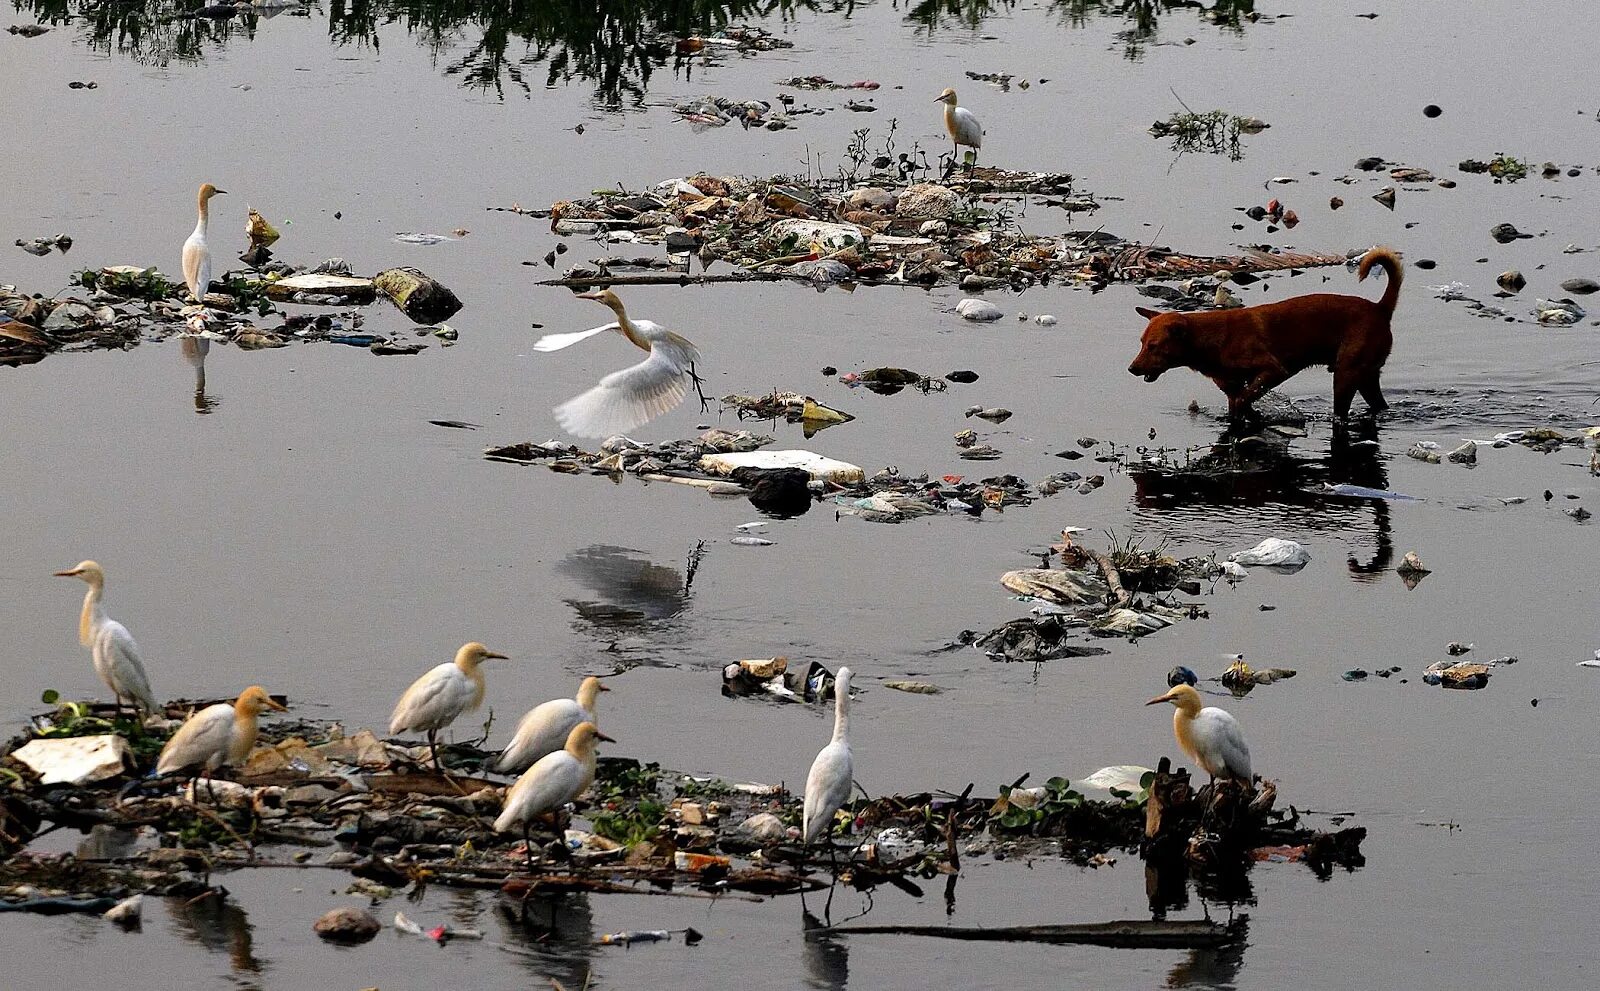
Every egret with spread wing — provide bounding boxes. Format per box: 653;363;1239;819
535;289;702;438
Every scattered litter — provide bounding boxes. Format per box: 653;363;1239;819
1228;538;1310;570
957;298;1005;322
1422;661;1491;690
883;680;942;695
103;894;142;927
8;735;132;786
730;536;774;547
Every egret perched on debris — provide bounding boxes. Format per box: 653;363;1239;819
390;642;508;771
803;667;855;852
54;561;158;716
182;182;226;306
1146;684;1253;787
157;686;286;781
534;289;702;438
934;88;982;167
495;676;610;775
494;722;614;868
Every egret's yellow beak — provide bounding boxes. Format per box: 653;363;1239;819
596;731;617;743
484;650;509;661
53;568;82;577
266;696;288;712
1145;690;1177;706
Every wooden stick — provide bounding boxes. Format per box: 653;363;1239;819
1087;549;1132;609
822;918;1239;949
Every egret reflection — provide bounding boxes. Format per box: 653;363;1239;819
181;335;219;414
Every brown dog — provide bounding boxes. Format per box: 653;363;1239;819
1128;247;1402;421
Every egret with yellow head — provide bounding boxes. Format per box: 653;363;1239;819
390;642;508;772
1145;683;1253;788
934;88;982;167
182;182;227;307
54;560;158;716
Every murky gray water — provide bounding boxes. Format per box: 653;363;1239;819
4;0;1599;986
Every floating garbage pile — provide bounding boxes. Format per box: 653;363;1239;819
0;697;1362;936
485;428;1070;522
530;170;1353;292
2;231;463;368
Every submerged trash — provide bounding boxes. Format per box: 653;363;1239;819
1422;661;1491;690
1228;538;1310;569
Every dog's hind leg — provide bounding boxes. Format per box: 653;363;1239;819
1358;376;1388;414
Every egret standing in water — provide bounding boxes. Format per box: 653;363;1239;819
534;289;702;438
182;182;226;307
494;722;614;868
390;642;508;772
495;676;610;775
54;561;158;717
157;686;286;794
1145;684;1253;790
803;667;855;857
934;88;982;169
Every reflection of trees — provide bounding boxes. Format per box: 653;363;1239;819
1051;0;1255;59
21;0;263;66
325;0;828;103
16;0;1254;100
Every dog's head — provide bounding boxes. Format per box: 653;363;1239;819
1128;306;1188;382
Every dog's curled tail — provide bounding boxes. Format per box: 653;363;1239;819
1357;246;1404;315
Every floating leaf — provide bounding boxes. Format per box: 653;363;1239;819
40;689;60;704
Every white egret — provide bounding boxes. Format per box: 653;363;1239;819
1145;684;1253;788
535;289;702;438
53;560;158;716
495;676;610;775
494;721;614;868
182;182;227;306
802;667;855;855
934;88;982;167
157;686;286;783
389;642;508;772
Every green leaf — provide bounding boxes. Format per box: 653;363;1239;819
40;689;60;705
1045;776;1071;793
1139;771;1156;789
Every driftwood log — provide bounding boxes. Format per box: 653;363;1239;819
823;917;1242;949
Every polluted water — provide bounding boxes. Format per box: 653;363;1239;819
2;1;1600;990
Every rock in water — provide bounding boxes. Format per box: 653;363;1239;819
955;298;1004;322
313;906;381;943
373;267;463;324
1560;277;1599;295
1496;270;1526;292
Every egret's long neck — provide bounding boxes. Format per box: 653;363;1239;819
605;299;650;352
577;681;602;713
78;580;104;646
456;656;487;709
232;705;261;760
194;192;210;238
831;688;850;744
943;102;958;134
574;739;600;791
1172;708;1200;763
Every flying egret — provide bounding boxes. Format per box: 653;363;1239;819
494;721;615;868
495;676;610;775
157;686;286;793
934;88;982;168
1145;683;1253;789
534;289;703;438
802;667;855;857
182;182;227;307
389;642;508;772
53;561;158;716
